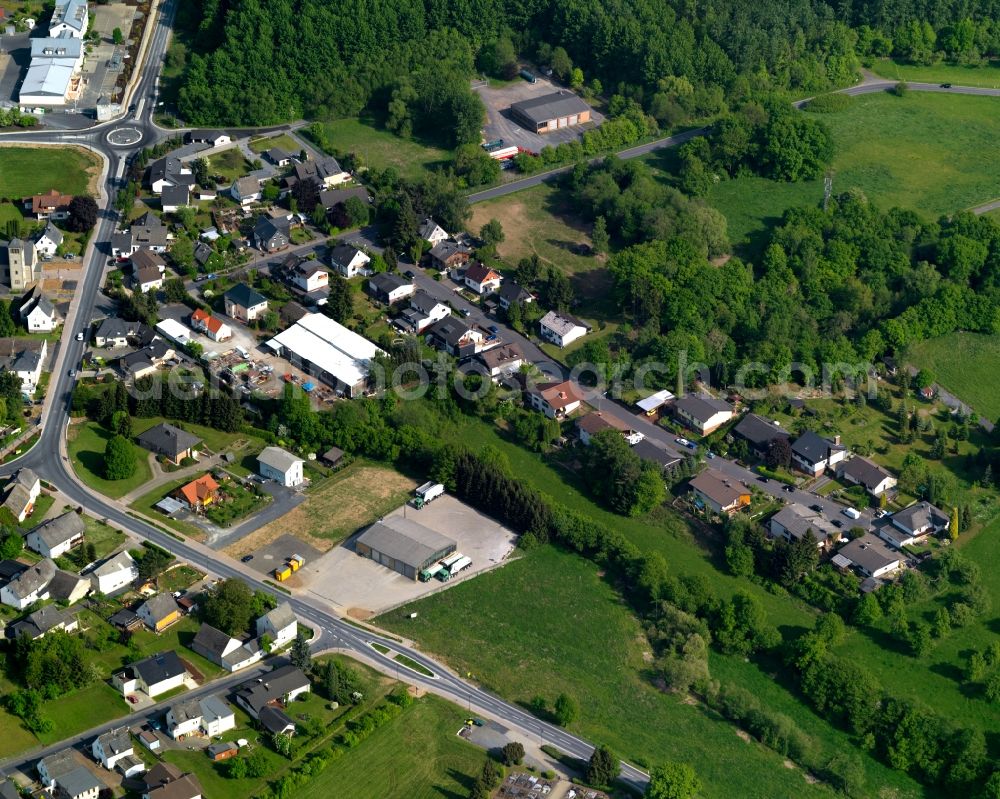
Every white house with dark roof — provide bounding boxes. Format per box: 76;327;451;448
93;727;142;773
3;467;40;523
223;283;268;323
790;430;847;475
26;510;84;559
231;176;262;207
21;289;60;333
233;665;310;719
256;602;297;651
38;747;102;799
539;310;588;348
257;447;304;487
166;694;235;739
463;263;502;295
113;651;188;699
1;560;53;610
419;217;449;245
396;291;450;333
838;456;897;497
8;604;78;640
688;469;750;515
368;272;415;305
881;501;950;548
34;222;63;258
90;550;138;595
673;394;734;436
769;503;842;548
329;243;371;278
49;0;89;37
836;534;901;579
190;622;263;672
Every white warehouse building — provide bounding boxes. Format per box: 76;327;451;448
265;313;384;397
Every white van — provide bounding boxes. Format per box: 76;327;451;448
842;507;861;520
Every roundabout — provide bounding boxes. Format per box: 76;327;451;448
106;126;143;147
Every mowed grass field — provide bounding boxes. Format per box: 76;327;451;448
382;546;918;798
871;57;1000;88
0;145;101;198
906;332;1000;422
468;183;617;318
311;117;450;180
703;92;1000;252
67;420;153;499
297;695;483;799
225;461;417;556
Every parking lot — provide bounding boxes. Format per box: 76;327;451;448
289;494;518;617
474;76;604;152
0;29;31;104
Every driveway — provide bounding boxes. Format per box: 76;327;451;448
205;479;305;549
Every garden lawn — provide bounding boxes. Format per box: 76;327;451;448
309;117;450;181
130;478;205;539
0;202;24;236
906;332;1000;423
296;696;483;799
34;683;126;745
209;149;251;183
382;547;838;799
68;421;152;499
248;133;301;155
870;57;1000;88
131;416;263;454
82;515;126;558
706;92;1000;253
0;145;101;198
467;183;618;319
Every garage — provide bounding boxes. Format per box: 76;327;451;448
355;517;457;581
509;90;592;134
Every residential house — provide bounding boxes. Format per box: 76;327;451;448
673;394;734;436
463;263;502;295
134;264;165;293
26;511;84;559
38;748;102;799
175;474;220;511
93;727;145;776
790;430;847;475
260;705;297;736
89;550;138;595
317;187;370;221
253;215;289;252
161;185;190;214
688;469;751;515
94;317;148;348
109;609;143;632
881;501;950;548
193;242;214;269
224;283;268;323
526;380;584;419
368;272;415;305
329;243;371;278
233;665;310;720
113;651;188;698
189;308;232;342
0;337;46;394
8;604;78;640
193;186;217;202
137;423;201;465
838;457;897;497
137;593;182;632
290;259;329;293
166;694;235;739
185;130;232;147
477;343;523;378
539;311;588;348
147;157;194;195
47;568;89;604
769;503;842;548
836;534;901;579
428;240;472;271
293;156;350;188
144;773;203;799
419;217;448;245
5;237;42;291
131;215;170;253
19;287;60;332
497;280;533;311
190;622;263;672
632;438;683;473
34;221;64;257
25;189;73;220
257;447;304;487
131;249;167;278
265;147;291;167
49;0;89;36
111;231;136;259
396;290;450;333
576;411;632;446
425;316;484;357
2;467;40;523
635;389;675;418
280;300;310;327
731;413;790;458
256;602;297;651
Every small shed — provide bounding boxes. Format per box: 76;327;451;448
321;446;345;468
207;741;239;761
154;496;184;516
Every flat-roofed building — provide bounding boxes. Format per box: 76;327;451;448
509;91;592;134
355;518;457;581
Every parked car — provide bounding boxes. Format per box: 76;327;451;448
832;519;844;528
241;554;254;563
810;503;824;513
461;308;472;318
404;270;415;278
940;82;952;88
782;485;795;493
705;451;715;459
758;475;769;483
76;331;84;341
675;437;691;448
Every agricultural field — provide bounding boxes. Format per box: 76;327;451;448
296;695;484;799
870;58;1000;88
67;421;153;499
382;546;917;799
308;117;450;181
701;92;1000;253
906;332;1000;423
225;461;417;557
468;183;617;319
0;145;102;198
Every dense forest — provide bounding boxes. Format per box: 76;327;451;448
175;0;1000;129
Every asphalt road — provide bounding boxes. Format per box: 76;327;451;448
0;49;991;788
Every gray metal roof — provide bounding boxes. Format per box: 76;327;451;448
258;446;302;474
509;90;591;124
356;518;456;570
258;601;296;633
673;393;733;424
137;423;200;459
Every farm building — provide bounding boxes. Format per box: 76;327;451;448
509;91;592;134
355;518;457;581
